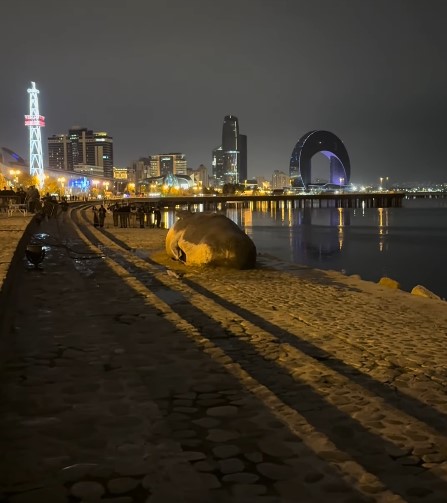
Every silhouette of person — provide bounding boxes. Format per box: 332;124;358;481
98;204;107;228
154;207;162;228
92;206;99;227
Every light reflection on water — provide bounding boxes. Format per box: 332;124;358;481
162;198;447;298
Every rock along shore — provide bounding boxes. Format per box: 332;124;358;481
1;211;447;502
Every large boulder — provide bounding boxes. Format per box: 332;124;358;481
166;212;256;269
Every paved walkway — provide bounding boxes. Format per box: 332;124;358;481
0;209;447;503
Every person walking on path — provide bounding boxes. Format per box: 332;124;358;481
98;204;107;228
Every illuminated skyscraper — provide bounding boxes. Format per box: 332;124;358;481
222;115;239;184
238;134;247;182
213;115;247;185
148;153;187;177
48;127;114;177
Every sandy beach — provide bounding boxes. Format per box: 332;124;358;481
1;209;447;502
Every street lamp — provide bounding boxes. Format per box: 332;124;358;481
9;169;21;186
379;177;383;190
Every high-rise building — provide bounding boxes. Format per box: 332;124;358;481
148;153;187;177
238;134;247;182
222;115;239;184
212;145;224;182
48;127;114;178
213;115;247;185
48;134;71;171
272;170;290;190
130;158;151;182
191;164;209;189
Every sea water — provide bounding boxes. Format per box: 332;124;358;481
224;197;447;299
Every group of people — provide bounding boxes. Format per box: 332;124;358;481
1;185;54;216
93;203;162;229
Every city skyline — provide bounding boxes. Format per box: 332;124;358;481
0;0;446;185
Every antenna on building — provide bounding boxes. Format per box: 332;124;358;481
24;81;45;188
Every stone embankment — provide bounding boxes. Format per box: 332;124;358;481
1;210;447;502
0;214;34;343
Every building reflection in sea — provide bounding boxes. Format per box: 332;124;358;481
377;207;389;252
225;200;351;263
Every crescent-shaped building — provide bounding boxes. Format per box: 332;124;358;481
289;130;350;188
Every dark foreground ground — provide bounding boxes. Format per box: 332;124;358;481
1;211;447;502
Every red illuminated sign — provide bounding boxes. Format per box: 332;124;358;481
24;115;45;127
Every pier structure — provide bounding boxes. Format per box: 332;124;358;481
128;192;405;212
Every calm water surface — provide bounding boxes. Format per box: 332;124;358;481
164;198;447;299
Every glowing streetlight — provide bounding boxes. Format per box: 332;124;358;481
379;177;383;190
9;169;21;185
57;176;66;195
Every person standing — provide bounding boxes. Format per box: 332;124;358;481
25;185;40;213
92;206;99;227
154;207;162;228
98;204;107;228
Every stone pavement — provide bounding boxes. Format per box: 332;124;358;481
0;208;447;502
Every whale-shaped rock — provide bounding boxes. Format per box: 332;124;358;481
166;212;256;269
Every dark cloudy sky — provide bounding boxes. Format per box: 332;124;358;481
1;0;446;184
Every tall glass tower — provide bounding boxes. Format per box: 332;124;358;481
213;115;247;185
222;115;239;184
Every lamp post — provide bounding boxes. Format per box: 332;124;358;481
379;177;383;191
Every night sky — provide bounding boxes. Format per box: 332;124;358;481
1;0;446;185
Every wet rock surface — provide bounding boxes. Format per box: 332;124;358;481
1;209;447;502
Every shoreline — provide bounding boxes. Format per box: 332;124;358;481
102;223;445;303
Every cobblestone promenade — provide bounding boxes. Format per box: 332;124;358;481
0;209;447;503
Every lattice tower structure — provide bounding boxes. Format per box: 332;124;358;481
24;81;45;188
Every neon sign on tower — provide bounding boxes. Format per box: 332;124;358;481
24;81;46;188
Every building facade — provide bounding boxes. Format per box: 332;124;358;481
48;127;114;178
